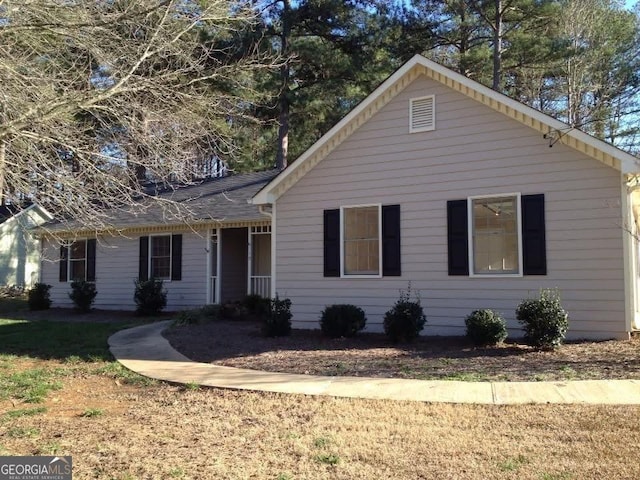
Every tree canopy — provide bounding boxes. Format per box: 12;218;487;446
1;0;638;230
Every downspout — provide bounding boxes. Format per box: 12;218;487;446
257;204;276;299
624;174;640;331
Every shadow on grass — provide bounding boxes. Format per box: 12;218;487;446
0;319;136;361
0;297;170;362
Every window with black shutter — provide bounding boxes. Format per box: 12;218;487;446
139;234;183;281
59;239;96;282
447;194;546;276
323;204;401;278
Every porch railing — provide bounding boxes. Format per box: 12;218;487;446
250;276;271;298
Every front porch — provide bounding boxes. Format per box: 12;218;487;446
207;224;272;304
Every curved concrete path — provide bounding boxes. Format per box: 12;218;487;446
108;321;640;405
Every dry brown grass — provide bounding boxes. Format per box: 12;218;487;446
1;355;640;480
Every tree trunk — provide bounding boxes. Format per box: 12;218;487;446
0;141;5;206
492;0;502;91
275;0;291;171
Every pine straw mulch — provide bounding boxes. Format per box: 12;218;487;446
163;319;640;382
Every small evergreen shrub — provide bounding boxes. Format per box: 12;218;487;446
383;285;426;342
174;308;203;326
465;309;508;346
134;278;167;316
200;304;223;321
320;304;367;338
241;294;271;317
263;295;292;337
28;283;51;310
516;289;568;348
68;280;97;312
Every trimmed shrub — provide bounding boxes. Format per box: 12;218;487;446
465;309;508;346
516;289;568;348
320;304;367;338
68;280;97;312
241;294;271;317
263;295;292;337
28;283;51;310
134;278;167;316
383;286;426;342
200;304;223;321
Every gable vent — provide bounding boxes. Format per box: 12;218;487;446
409;95;435;133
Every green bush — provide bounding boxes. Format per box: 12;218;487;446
68;280;97;312
134;278;167;316
383;286;426;342
27;283;51;311
241;294;271;317
200;304;223;321
465;309;508;346
516;289;568;348
263;295;292;337
320;304;367;338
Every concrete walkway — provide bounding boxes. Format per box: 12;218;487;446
108;321;640;405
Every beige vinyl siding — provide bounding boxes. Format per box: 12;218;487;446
41;230;208;310
275;75;626;339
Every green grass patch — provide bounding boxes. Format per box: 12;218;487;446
0;319;136;361
0;368;62;403
0;297;28;315
80;408;104;418
314;453;340;466
498;454;528;472
7;426;40;438
3;406;47;420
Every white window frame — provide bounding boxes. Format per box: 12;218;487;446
149;234;172;281
468;193;523;278
340;203;383;278
409;94;436;133
66;239;88;283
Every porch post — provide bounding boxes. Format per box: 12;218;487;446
206;228;212;303
216;228;221;304
271;204;276;298
247;227;253;296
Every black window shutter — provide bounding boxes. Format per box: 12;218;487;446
86;239;97;282
522;194;547;275
59;245;69;282
171;234;182;281
324;209;340;277
447;200;469;275
382;204;401;276
139;236;149;281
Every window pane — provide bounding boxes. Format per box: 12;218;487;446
472;196;519;274
70;259;86;281
150;236;171;279
151;257;171;279
152;236;171;256
70;241;86;260
343;206;380;275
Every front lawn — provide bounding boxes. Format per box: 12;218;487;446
1;309;639;479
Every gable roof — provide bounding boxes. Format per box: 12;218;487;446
41;170;277;236
252;54;640;205
0;203;53;227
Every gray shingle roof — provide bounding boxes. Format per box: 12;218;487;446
44;170;278;233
